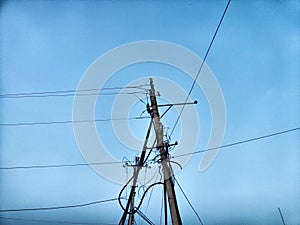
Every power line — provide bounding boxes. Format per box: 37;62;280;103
0;127;299;171
0;198;120;213
0;91;147;99
140;172;160;225
170;0;231;137
174;178;204;225
0;161;125;170
0;85;149;98
159;188;164;225
0;116;150;127
172;126;300;159
0;216;116;225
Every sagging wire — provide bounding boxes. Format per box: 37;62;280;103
118;175;134;209
168;161;183;170
140;171;161;225
118;181;164;215
158;165;163;182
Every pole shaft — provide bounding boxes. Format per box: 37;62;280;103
164;181;168;225
119;120;153;225
128;175;136;225
149;78;183;225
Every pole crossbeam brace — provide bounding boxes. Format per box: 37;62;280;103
149;78;183;225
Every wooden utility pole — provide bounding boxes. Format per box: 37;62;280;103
127;166;136;225
149;78;183;225
118;162;138;225
119;121;153;225
119;78;184;225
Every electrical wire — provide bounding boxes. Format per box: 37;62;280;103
0;85;149;98
0;198;120;212
0;91;147;99
0;161;125;170
1;127;298;171
172;126;300;159
174;178;204;225
133;93;147;105
118;181;163;215
159;188;164;225
0;216;116;225
118;175;135;213
170;0;231;137
0;116;150;127
140;172;161;225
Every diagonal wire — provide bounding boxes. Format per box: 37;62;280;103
170;0;231;137
0;85;149;98
133;93;147;105
0;116;150;127
172;126;300;159
159;188;164;225
0;198;120;212
140;171;161;225
0;91;147;99
0;216;116;225
1;127;298;171
0;161;126;170
174;178;204;225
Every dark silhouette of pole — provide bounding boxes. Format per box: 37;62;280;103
119;121;153;225
149;78;183;225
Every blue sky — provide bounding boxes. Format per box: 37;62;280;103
1;0;300;224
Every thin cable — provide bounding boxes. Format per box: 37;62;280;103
0;85;149;98
159;188;164;225
133;93;147;105
172;127;300;159
1;127;298;171
1;91;147;99
141;171;161;224
0;161;126;170
119;180;163;214
170;0;231;137
0;116;150;127
174;179;204;225
0;216;116;225
0;198;120;212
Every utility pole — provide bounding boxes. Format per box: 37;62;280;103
149;78;183;225
119;78;194;224
118;160;138;225
118;121;153;225
127;163;137;225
